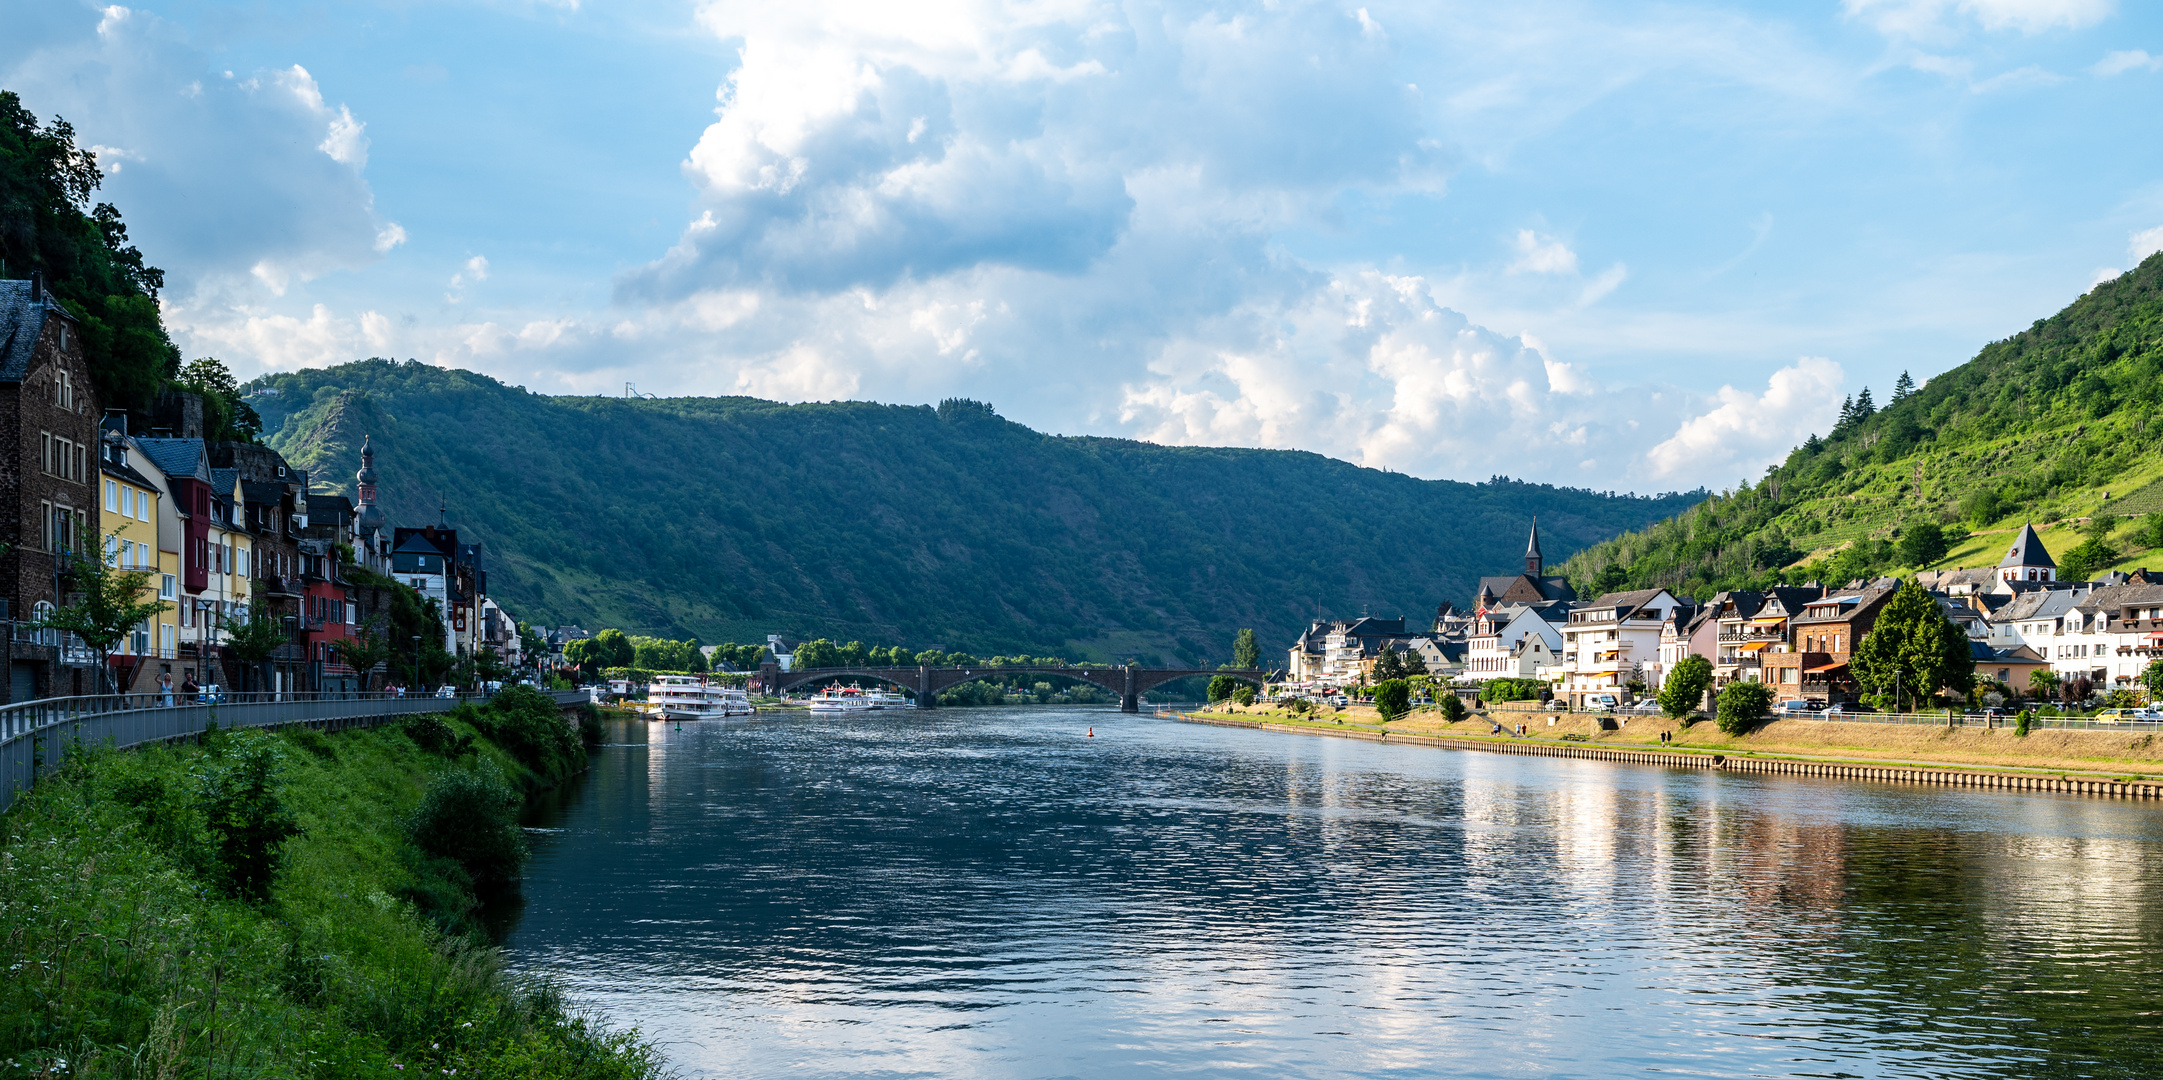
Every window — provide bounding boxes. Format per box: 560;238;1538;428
54;371;70;410
40;432;52;475
105;479;117;512
106;535;119;565
160;574;176;600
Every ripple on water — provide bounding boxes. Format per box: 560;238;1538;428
506;708;2163;1079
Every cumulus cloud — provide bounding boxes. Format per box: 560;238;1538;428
1509;230;1578;274
2133;225;2163;263
0;7;395;304
1645;358;1845;480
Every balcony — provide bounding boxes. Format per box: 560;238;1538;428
261;575;302;598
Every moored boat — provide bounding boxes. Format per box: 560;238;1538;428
647;675;738;721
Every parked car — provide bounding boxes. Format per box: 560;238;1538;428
435;684;458;699
1624;699;1664;714
1590;694;1619;712
1774;699;1816;715
1966;707;2013;721
197;684;224;704
2092;708;2143;724
1821;702;1872;715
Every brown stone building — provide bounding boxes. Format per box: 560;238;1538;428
0;275;103;701
1779;581;1899;705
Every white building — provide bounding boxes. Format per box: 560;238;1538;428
1465;602;1568;680
1561;589;1685;710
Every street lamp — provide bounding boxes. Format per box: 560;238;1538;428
1892;666;1903;715
412;634;421;692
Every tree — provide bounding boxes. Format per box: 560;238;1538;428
1853;386;1875;421
792;638;839;669
1891;371;1915;403
219;597;293;693
2027;668;2059;703
2140;659;2163;704
176;356;262;444
1716;681;1772;734
589;628;634;668
1400;648;1429;676
1373;649;1406;681
1372;679;1410;721
1849;578;1974;710
2057;536;2120;583
2139;513;2163;551
190;728;300;902
1657;655;1712;719
340;614;392;691
1232;628;1260;669
1207;674;1239;702
1897;522;1949;568
1438;692;1466;723
35;541;166;693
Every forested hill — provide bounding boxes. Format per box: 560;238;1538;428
249;363;1697;664
1560;253;2163;599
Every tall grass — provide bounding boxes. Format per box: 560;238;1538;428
0;710;668;1079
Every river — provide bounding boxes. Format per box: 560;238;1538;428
505;706;2163;1079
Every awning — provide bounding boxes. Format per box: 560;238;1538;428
1749;616;1788;625
1804;663;1849;675
1737;640;1773;652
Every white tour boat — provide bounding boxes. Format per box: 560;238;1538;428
864;688;912;709
807;686;871;714
647;675;740;721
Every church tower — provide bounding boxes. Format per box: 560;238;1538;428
1525;517;1544;577
354;434;386;539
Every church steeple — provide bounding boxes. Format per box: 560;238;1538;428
1525;517;1544;577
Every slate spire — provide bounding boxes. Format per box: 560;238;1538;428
1525;516;1544;577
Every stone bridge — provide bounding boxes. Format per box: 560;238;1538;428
757;663;1270;713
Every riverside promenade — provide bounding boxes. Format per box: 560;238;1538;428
1173;711;2163;801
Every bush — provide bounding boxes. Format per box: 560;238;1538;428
1657;655;1712;719
1716;681;1773;735
1438;693;1467;723
578;704;605;744
2015;709;2033;737
1372;679;1410;721
1231;684;1256;706
403;711;471;756
467;686;585;783
1483;677;1545;702
407;763;527;890
189;728;301;902
1207;674;1239;702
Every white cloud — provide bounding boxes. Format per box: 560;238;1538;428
2093;49;2162;76
1844;0;2114;38
1509;230;1578;275
1645;358;1845;480
2132;225;2163;263
1;8;394;305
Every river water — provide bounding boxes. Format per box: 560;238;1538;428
505;707;2163;1079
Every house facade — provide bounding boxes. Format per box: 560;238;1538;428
1560;589;1684;710
0;276;102;699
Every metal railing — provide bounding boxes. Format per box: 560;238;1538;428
1791;708;2163;732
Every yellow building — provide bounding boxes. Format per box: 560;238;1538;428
204;469;252;653
99;436;167;692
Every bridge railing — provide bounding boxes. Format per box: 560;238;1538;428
0;688;591;814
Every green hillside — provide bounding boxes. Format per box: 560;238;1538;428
1560;253;2163;598
247;363;1698;664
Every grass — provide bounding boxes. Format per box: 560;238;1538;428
1188;703;2163;779
0;711;670;1080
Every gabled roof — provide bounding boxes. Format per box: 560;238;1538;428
1587;588;1669;611
100;454;160;491
1999;523;2055;569
0;279;77;383
393;532;448;556
210;468;242;499
240;479;287;506
136;438;211;483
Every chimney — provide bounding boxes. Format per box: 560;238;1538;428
28;271;43;302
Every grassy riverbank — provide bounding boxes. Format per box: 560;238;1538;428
0;693;667;1079
1199;703;2163;780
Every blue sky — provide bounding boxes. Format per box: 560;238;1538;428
6;0;2161;491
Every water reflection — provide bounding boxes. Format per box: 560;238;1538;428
507;708;2163;1079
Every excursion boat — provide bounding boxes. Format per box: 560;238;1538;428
647;675;747;721
807;686;871;714
864;689;912;709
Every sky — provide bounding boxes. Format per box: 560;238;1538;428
6;0;2162;493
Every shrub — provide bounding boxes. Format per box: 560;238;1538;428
2015;709;2033;737
1483;677;1545;702
1716;681;1773;735
403;711;470;756
1657;655;1712;719
468;686;585;782
189;728;301;902
1438;693;1467;723
1207;674;1239;702
578;704;605;744
1231;684;1256;706
408;762;527;890
1372;679;1410;721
